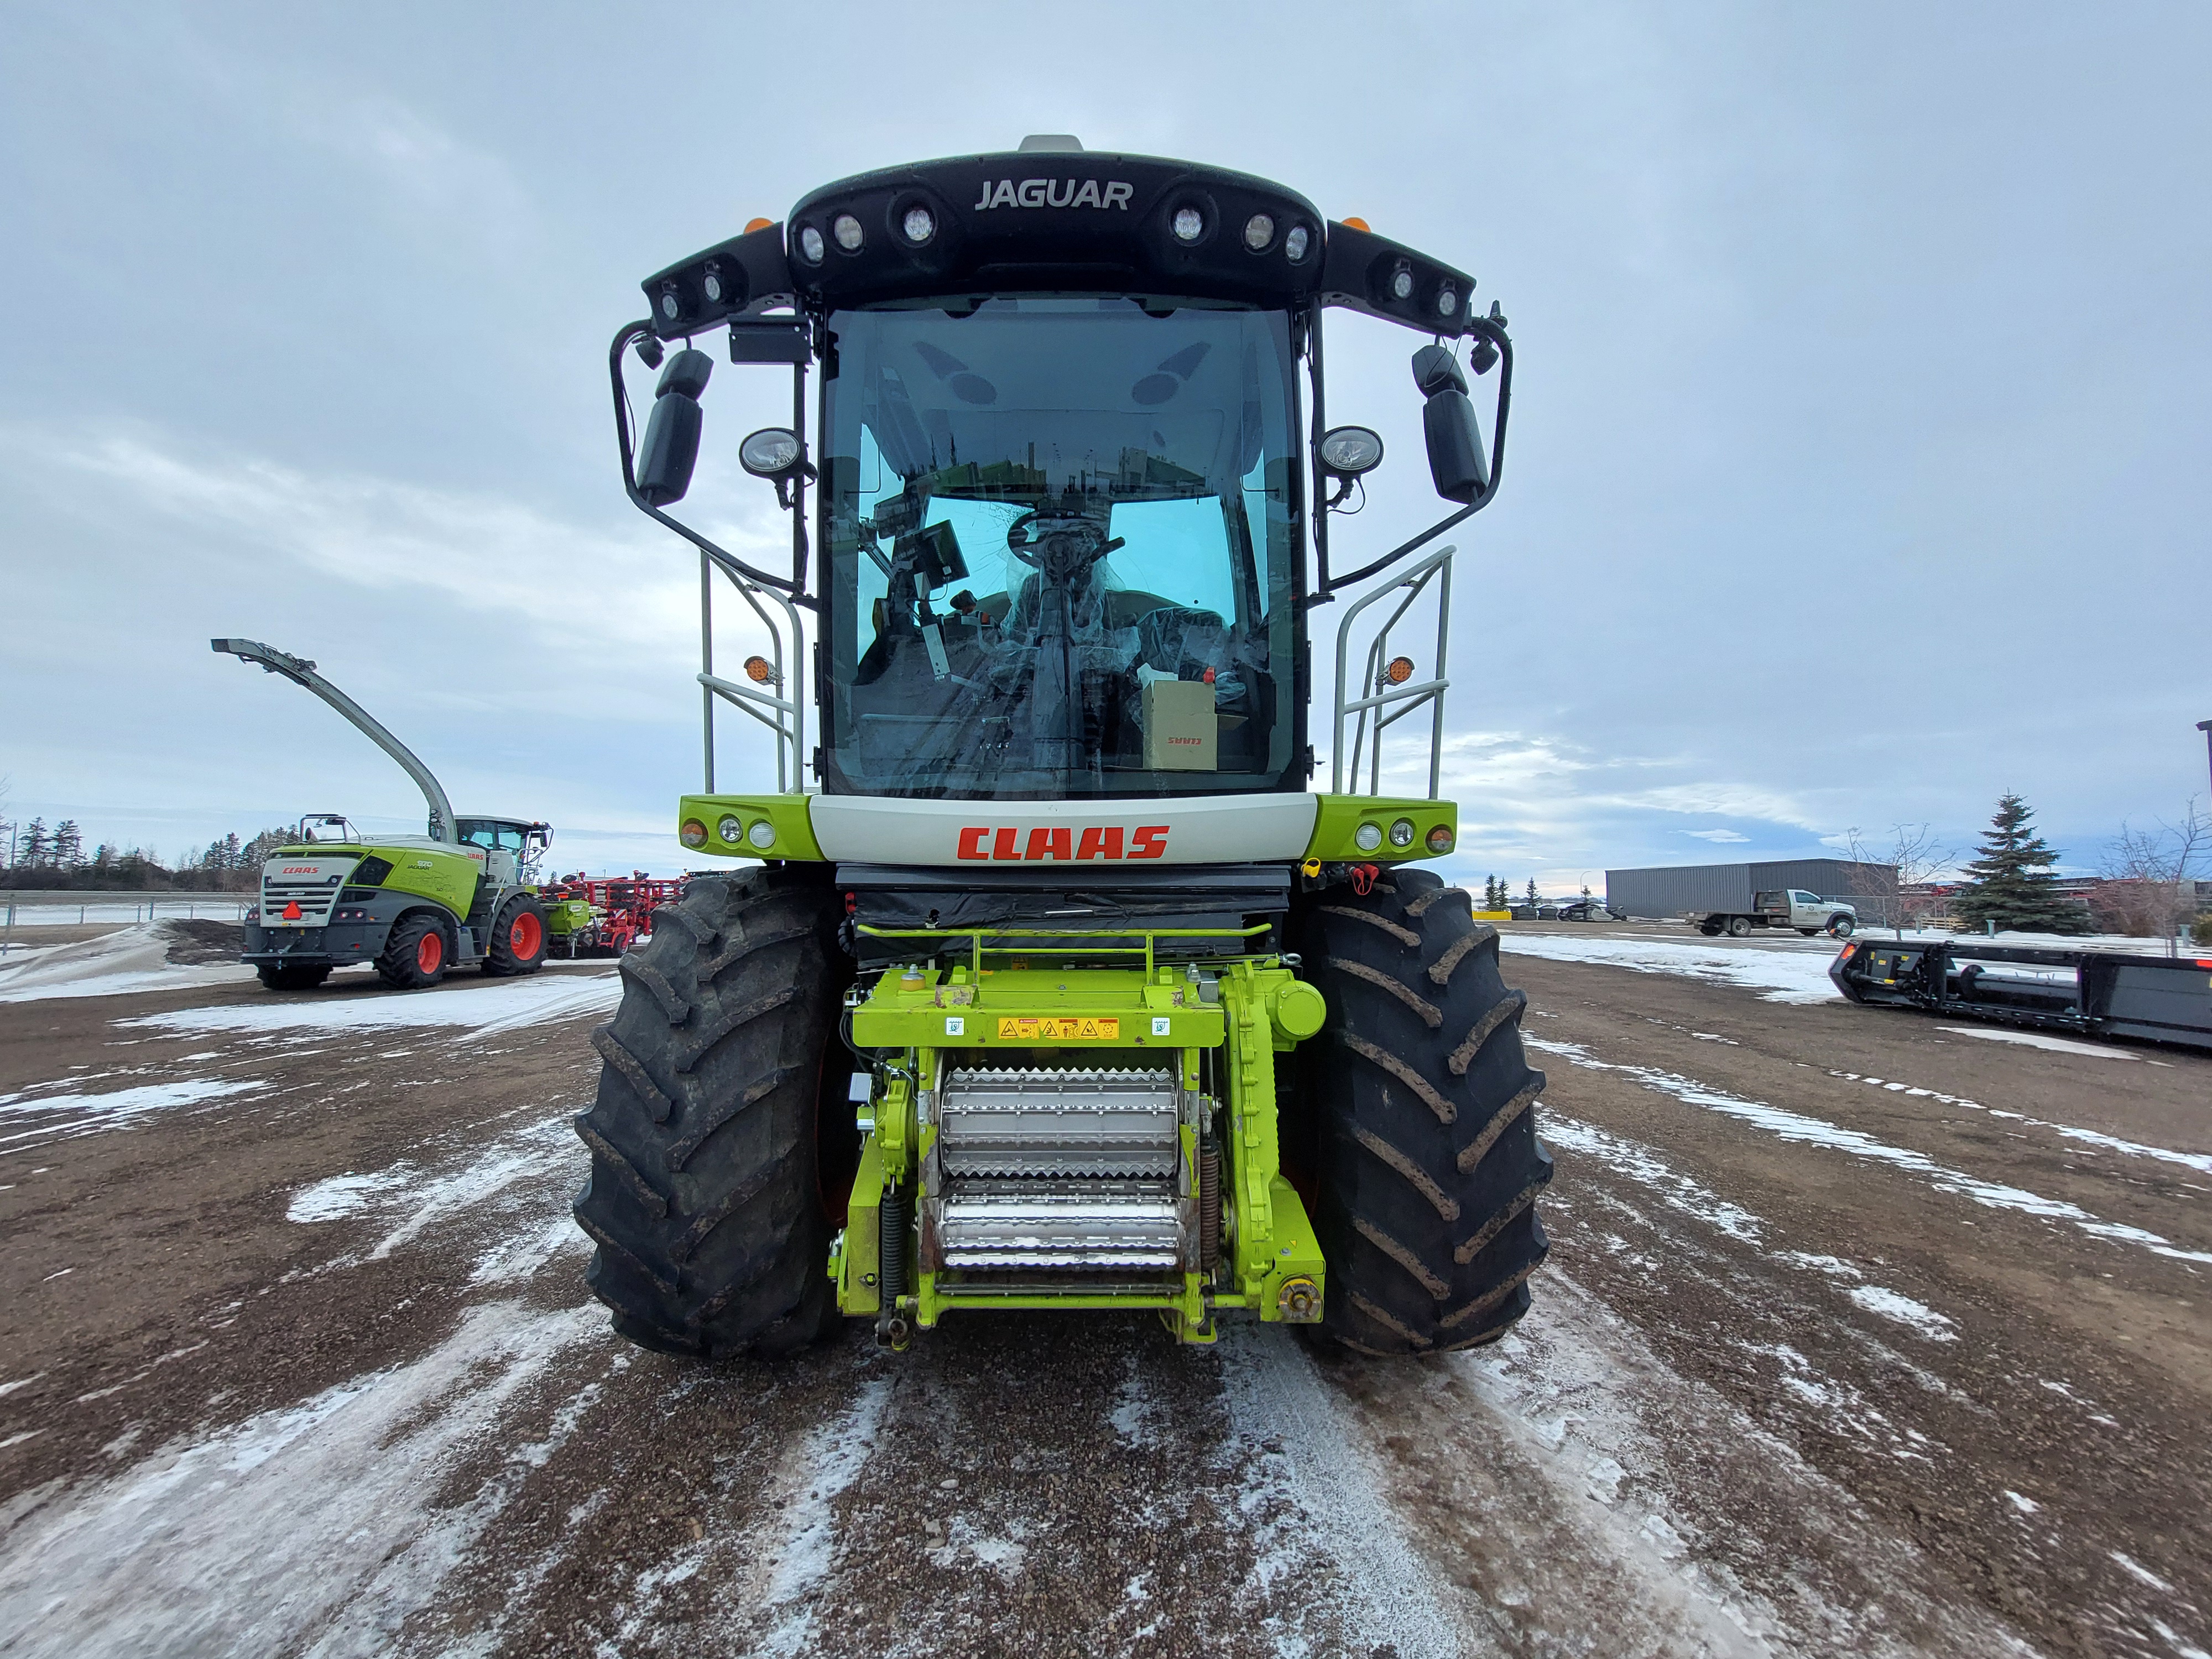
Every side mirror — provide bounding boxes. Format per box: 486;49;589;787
1412;345;1488;504
635;349;713;507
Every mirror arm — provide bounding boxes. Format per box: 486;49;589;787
608;321;813;607
1321;321;1512;596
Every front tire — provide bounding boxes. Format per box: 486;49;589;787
377;913;448;989
572;867;849;1359
1292;869;1552;1355
484;896;549;977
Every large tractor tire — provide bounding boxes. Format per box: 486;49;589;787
256;962;330;992
1291;869;1552;1355
484;896;549;977
572;867;852;1359
377;913;448;989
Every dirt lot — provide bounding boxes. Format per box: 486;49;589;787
0;921;2205;1657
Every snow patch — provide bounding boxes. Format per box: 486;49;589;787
0;1300;607;1658
0;923;259;1004
286;1169;414;1223
1531;1036;2212;1266
1844;1286;1959;1342
1;1078;262;1156
118;970;622;1042
1936;1025;2138;1061
1503;932;1843;1003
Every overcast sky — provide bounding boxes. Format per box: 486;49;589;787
4;2;2208;890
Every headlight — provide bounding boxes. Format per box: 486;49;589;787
797;225;825;263
747;820;778;851
717;815;743;845
832;213;864;252
1426;825;1454;854
1389;818;1416;848
1172;206;1204;243
1243;213;1274;251
1354;822;1384;853
1284;224;1311;262
680;818;708;849
902;205;935;244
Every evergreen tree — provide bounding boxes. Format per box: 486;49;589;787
53;821;83;868
20;818;47;867
1524;878;1538;906
1953;792;2089;934
1482;875;1498;909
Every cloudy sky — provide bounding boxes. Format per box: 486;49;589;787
4;3;2208;890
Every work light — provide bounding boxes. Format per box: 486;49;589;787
1243;213;1274;251
702;263;725;304
902;206;935;244
833;213;864;251
1284;225;1310;262
797;225;825;263
1172;206;1204;242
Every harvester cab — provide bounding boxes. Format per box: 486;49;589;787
212;639;581;991
575;139;1551;1361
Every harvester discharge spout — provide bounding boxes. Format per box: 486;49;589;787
211;637;458;844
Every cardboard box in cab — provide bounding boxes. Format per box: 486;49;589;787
1143;680;1217;771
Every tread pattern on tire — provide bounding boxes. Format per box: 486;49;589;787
1292;868;1553;1355
572;867;846;1359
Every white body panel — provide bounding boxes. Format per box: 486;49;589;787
808;792;1319;867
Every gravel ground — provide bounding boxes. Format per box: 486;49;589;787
0;926;2205;1657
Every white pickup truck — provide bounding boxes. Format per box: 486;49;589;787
1688;888;1856;940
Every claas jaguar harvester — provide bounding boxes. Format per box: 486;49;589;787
213;639;591;989
575;137;1552;1359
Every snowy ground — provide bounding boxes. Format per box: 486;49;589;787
0;938;2206;1655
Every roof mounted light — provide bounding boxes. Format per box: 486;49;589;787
701;263;725;304
1172;206;1204;243
832;213;864;252
1284;224;1311;262
659;282;680;320
1243;213;1274;251
1436;284;1459;318
902;205;936;244
797;225;825;263
1390;262;1415;301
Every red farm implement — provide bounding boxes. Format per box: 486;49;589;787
544;873;685;958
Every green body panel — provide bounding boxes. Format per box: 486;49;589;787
270;839;476;917
838;952;1327;1343
680;793;825;861
542;898;594;937
1302;794;1459;864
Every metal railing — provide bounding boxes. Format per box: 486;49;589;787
1331;544;1454;799
696;555;807;795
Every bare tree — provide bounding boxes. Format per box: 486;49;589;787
1843;823;1954;937
2094;799;2207;951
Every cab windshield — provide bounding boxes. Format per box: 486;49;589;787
819;299;1302;799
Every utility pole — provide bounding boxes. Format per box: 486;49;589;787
2198;719;2211;799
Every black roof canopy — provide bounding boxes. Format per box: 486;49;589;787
641;149;1485;344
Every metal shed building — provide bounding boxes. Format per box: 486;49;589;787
1604;859;1897;922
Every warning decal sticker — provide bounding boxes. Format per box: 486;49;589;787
995;1016;1121;1041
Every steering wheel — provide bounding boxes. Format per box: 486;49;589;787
1005;510;1124;581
